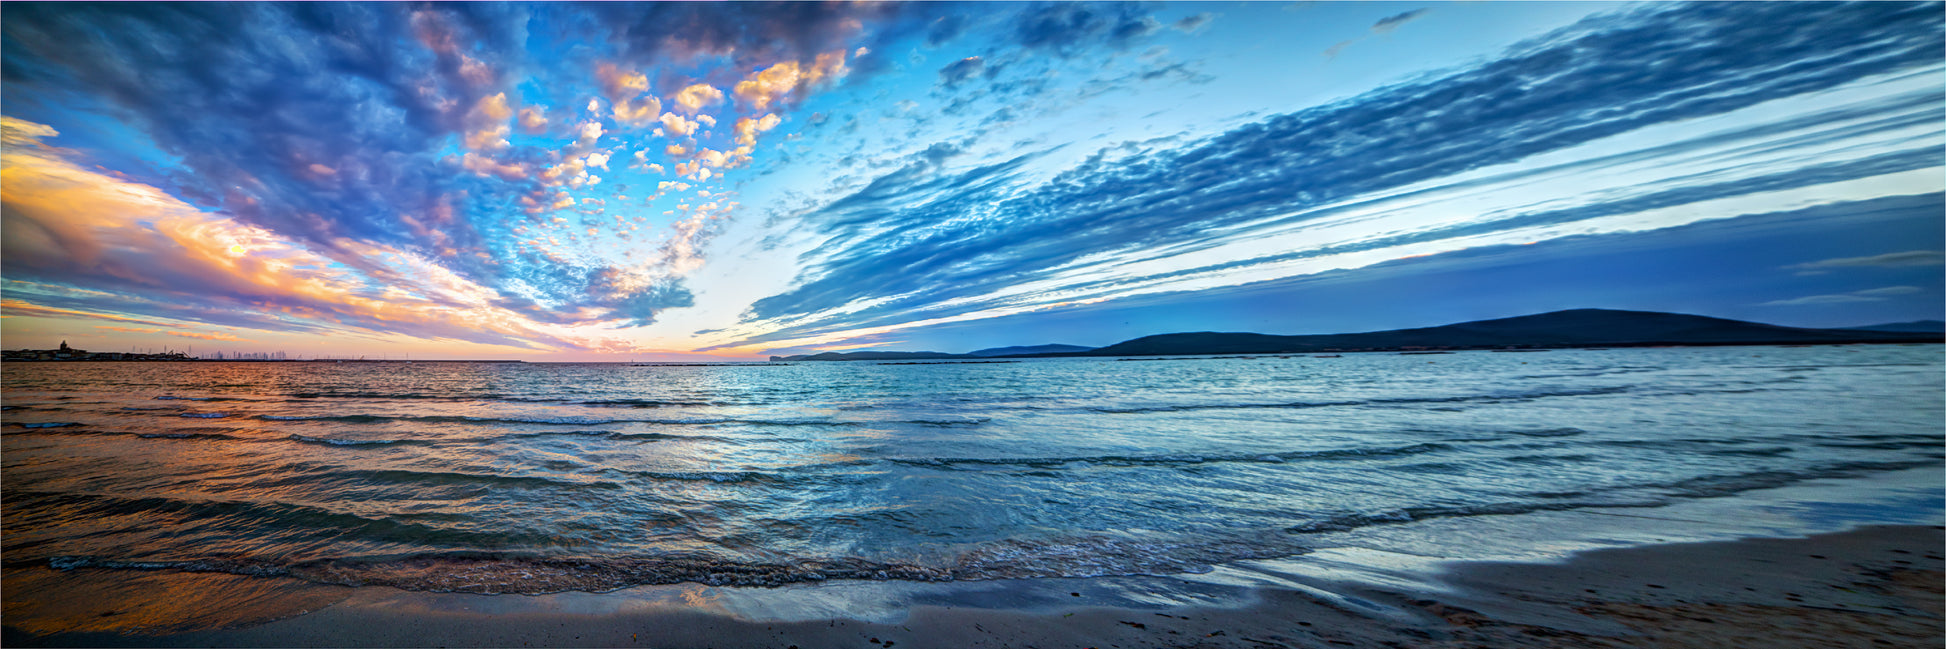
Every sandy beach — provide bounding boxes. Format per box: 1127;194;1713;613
7;523;1938;648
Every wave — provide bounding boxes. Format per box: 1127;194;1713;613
889;442;1453;470
497;430;726;443
5;490;550;549
9;422;79;429
180;413;230;419
286;392;716;409
1288;459;1941;534
608;468;791;485
289;391;478;400
248;412;939;428
258;414;655;425
16;457;1940;594
35;529;1311;594
288;434;433;447
558;398;716;408
1084;387;1633;414
339;468;623;491
138;432;246;441
2;427;248;442
1510;427;1587;437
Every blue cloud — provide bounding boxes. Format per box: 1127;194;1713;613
1371;9;1430;34
938;57;986;87
1011;2;1162;57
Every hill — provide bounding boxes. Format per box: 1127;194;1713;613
1085;308;1940;356
967;344;1093;357
1843;320;1945;334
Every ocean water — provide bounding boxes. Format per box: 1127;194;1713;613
3;345;1940;595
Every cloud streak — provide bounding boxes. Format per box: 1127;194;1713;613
1761;286;1923;307
1786;250;1944;274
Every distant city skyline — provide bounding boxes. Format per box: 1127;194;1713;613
3;2;1940;360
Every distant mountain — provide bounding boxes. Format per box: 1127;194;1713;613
769;309;1938;362
1084;308;1940;356
966;344;1093;357
1842;320;1945;334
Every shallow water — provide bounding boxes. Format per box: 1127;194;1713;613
3;345;1940;594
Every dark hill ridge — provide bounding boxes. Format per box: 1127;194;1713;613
768;309;1939;361
1086;309;1940;356
967;344;1093;357
1847;320;1945;334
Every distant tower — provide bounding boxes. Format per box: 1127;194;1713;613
58;340;70;352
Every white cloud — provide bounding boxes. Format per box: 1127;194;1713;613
1760;286;1922;306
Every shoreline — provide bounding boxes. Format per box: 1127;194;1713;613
6;524;1938;648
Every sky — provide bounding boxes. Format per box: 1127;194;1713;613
1;1;1941;361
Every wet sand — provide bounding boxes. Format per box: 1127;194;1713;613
6;524;1939;648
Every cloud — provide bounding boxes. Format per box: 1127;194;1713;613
518;107;550;133
1761;286;1923;306
461;153;529;182
585;2;921;72
1328;7;1432;57
926;14;968;47
1173;13;1214;34
1371;8;1430;34
658;112;701;138
0;3;863;344
598;62;663;126
1012;3;1165;57
672;83;725;113
1785;250;1943;274
0;117;590;350
3;300;176;327
167;330;248;342
733;114;783;148
717;1;1944;349
95;326;163;333
939;57;986;87
462;93;515;150
733;51;851;112
0;2;531;304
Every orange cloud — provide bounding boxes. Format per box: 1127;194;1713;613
672;83;725;113
732;50;849;112
596;62;661;126
658;112;700;137
0;117;594;352
461;152;528;181
2;300;176;326
518;106;549;133
734;113;783;148
462;93;514;150
94;325;164;333
167;330;247;342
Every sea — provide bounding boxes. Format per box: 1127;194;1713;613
4;345;1941;599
